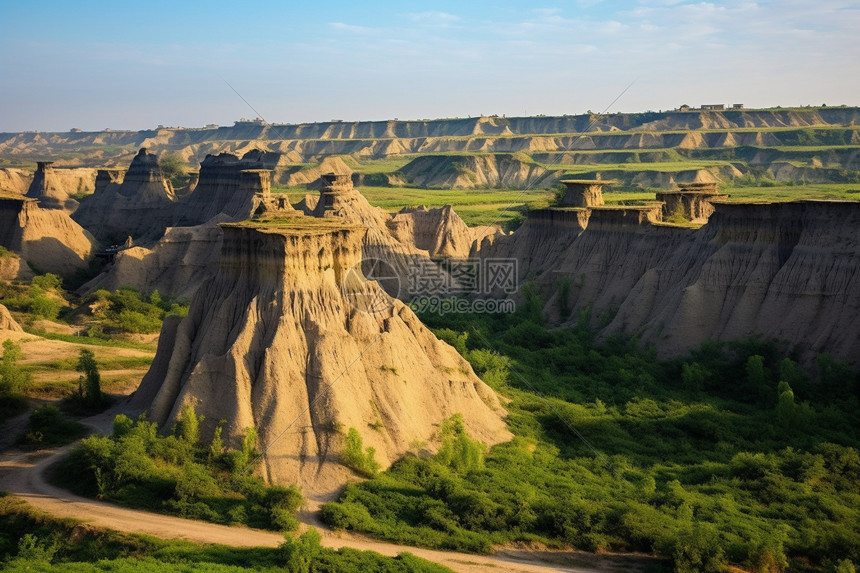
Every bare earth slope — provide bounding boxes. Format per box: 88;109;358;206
0;195;98;276
0;303;22;331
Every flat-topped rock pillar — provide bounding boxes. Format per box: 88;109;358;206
559;178;616;207
315;172;354;215
239;169;273;198
656;181;727;222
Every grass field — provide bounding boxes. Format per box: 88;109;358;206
721;183;860;202
351;157;413;174
546;160;737;173
273;185;556;228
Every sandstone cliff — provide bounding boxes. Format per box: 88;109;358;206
399;154;558;189
80;150;295;298
73;148;176;242
280;156;354;188
0;303;22;332
481;200;860;366
388;205;493;259
129;218;509;498
0;168;34;195
25;162;97;212
81;220;227;299
310;174;471;299
174;152;279;226
0;195;98;276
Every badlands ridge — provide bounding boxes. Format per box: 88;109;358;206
1;108;859;492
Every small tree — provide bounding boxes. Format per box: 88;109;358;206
1;339;30;395
436;414;486;473
209;420;225;461
159;152;188;188
342;427;380;477
175;404;203;445
76;349;103;407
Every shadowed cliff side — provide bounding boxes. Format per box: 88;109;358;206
482;199;860;366
0;194;98;276
25;161;97;213
603;201;860;365
127;217;510;499
73;148;176;243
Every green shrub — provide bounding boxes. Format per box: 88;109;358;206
321;501;376;531
56;414;304;532
671;524;725;573
17;405;87;449
1;339;30;396
174;462;218;501
436;414;485;474
342;427;381;477
173;404;202;445
31;274;62;291
28;292;60;320
117;309;162;333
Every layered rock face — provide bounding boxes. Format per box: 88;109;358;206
81;220;227;299
388;205;493;259
0;169;34;195
399;154;558;189
0;195;98;276
129;218;509;498
81;151;286;296
174;152;282;226
483;200;860;365
605;202;860;364
309;174;466;299
25;162;97;212
73;148;176;242
0;303;22;332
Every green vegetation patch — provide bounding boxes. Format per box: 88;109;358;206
358;186;554;229
0;339;29;422
53;407;303;532
85;287;189;336
323;297;860;572
16;405;87;449
0;494;453;572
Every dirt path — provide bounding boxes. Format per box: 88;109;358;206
0;410;658;573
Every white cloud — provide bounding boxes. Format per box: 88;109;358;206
406;11;460;24
328;22;375;34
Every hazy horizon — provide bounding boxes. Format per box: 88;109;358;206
2;0;858;132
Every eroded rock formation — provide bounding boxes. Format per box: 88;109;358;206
0;194;98;276
129;216;509;498
481;199;860;365
25;162;97;213
73;148;176;242
399;154;557;189
0;303;22;332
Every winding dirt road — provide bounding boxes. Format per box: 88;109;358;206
0;411;658;573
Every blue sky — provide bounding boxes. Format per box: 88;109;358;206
1;1;858;131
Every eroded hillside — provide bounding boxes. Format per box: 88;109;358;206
2;107;858;192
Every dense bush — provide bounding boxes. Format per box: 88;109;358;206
0;274;66;320
342;428;380;477
0;494;453;572
16;405;87;449
323;307;860;571
0;339;29;422
54;409;302;532
87;287;188;334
